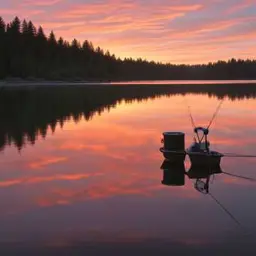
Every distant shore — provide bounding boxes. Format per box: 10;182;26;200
0;80;110;88
1;79;256;89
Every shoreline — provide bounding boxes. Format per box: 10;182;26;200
1;79;256;89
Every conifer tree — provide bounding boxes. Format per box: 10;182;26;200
27;21;36;37
0;16;255;81
9;16;21;35
0;17;6;77
58;37;64;47
37;26;46;40
0;17;5;34
21;19;28;35
49;30;57;45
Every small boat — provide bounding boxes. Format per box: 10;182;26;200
186;127;223;166
186;150;223;166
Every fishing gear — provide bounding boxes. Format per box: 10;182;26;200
222;171;256;182
207;99;224;129
222;153;256;158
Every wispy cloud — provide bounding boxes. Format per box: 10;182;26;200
21;0;63;6
0;173;102;187
0;0;255;63
227;0;254;14
29;157;67;169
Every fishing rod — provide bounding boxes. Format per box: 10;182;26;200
188;105;196;129
207;99;224;129
184;96;224;145
183;97;196;129
183;97;200;141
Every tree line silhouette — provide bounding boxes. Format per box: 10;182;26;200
1;84;256;151
1;16;256;81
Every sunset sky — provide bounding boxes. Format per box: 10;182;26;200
0;0;255;64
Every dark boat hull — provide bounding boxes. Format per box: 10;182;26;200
186;151;223;167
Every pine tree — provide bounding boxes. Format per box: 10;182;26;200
105;50;111;57
96;46;103;55
21;19;28;35
89;41;94;52
71;38;80;49
6;17;22;77
27;21;36;37
0;15;255;81
9;16;21;35
0;17;6;78
82;40;94;53
35;26;47;78
47;31;58;78
37;26;46;40
58;37;64;47
0;17;6;34
49;30;57;45
63;40;69;48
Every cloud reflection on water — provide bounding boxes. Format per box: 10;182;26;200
0;92;256;248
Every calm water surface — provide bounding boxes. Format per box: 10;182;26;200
0;88;256;255
111;80;256;85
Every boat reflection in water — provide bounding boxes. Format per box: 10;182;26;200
160;158;245;227
160;160;186;186
187;164;222;194
161;158;222;194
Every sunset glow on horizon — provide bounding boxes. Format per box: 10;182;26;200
0;0;256;64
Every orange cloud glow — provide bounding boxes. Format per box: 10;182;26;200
1;0;255;63
29;156;68;169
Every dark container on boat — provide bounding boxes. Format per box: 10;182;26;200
160;132;186;162
163;132;185;151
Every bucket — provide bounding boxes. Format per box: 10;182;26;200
163;132;185;151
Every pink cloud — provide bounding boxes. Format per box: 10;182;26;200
21;0;63;6
0;8;44;17
0;0;255;69
227;0;254;14
29;156;67;169
0;173;102;187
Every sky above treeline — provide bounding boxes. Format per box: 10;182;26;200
0;0;255;64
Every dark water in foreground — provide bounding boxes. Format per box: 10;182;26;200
0;85;256;255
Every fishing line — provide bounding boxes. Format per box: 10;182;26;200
183;97;196;129
222;153;256;158
183;97;201;142
209;191;253;239
222;171;256;182
208;192;242;227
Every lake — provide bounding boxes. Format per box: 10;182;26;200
0;84;256;255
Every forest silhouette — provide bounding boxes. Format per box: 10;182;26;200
1;16;256;81
1;84;256;151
